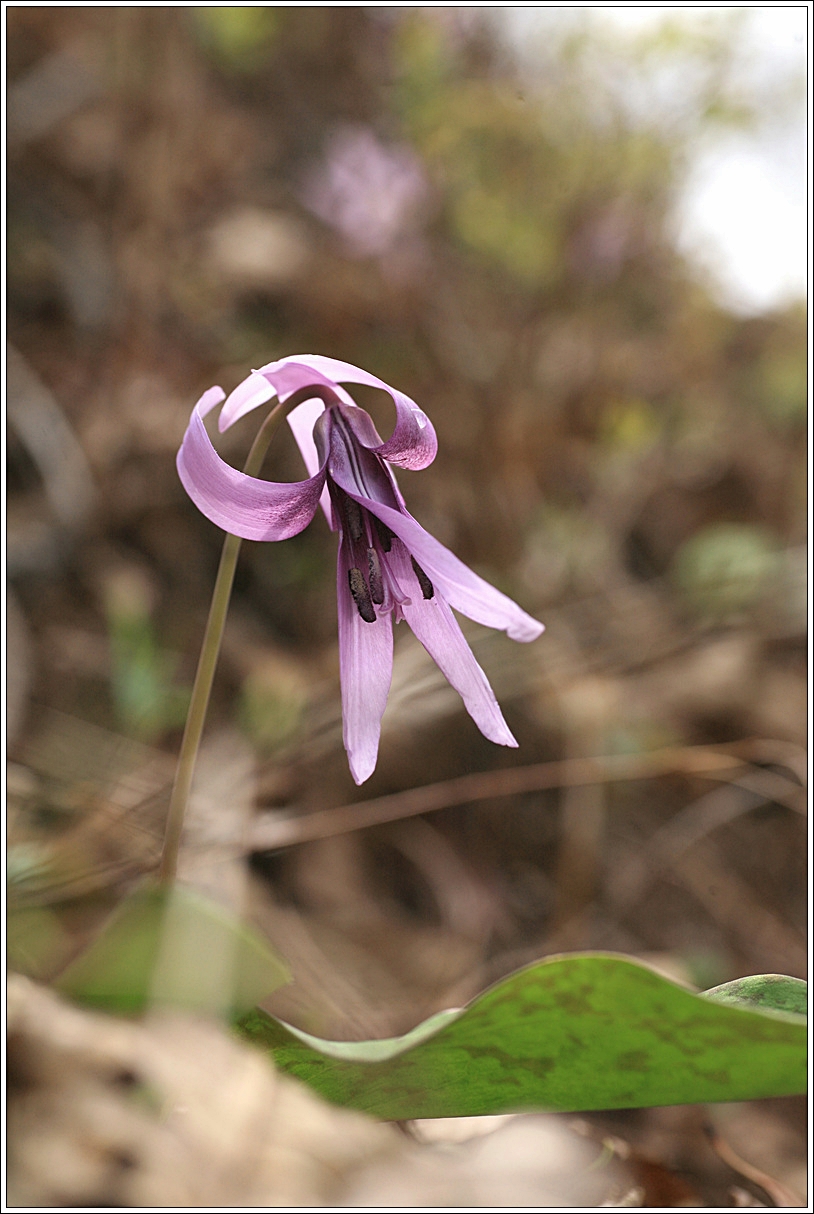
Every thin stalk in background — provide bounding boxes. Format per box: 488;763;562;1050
159;400;287;884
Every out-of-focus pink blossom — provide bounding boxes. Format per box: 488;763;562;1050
302;125;429;258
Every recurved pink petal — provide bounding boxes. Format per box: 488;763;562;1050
259;354;437;471
177;404;326;541
195;385;226;416
337;537;394;784
256;357;355;408
328;471;544;643
391;544;517;747
218;372;276;431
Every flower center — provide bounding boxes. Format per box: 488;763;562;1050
334;486;434;622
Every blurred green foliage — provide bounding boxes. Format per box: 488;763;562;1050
238;660;308;754
193;7;278;72
753;310;808;426
57;882;290;1018
672;523;781;619
390;9;758;299
7;905;68;980
103;571;190;744
599;398;662;456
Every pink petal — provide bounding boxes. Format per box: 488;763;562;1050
328;410;404;510
329;470;544;643
195;385;226;416
288;398;334;527
337;538;394;784
332;405;408;509
255;357;355;408
391;544;517;747
259;354;438;471
177;403;326;541
218;372;276;431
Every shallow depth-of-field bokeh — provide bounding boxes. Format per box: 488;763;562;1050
7;9;807;1206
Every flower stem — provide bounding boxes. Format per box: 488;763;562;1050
158;401;287;885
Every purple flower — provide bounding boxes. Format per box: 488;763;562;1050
301;125;429;258
177;355;544;784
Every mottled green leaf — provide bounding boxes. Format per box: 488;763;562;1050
57;881;289;1018
702;973;808;1018
239;953;806;1118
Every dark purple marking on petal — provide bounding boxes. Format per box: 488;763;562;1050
328;409;402;509
348;567;377;623
410;555;434;600
216;353;436;469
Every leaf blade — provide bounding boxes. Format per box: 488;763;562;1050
240;953;806;1117
56;881;290;1019
702;973;808;1018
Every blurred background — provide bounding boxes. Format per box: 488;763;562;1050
6;6;807;1198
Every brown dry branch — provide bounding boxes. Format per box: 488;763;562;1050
703;1121;804;1209
246;742;805;852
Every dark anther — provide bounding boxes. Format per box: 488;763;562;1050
411;556;434;600
348;567;377;623
372;515;394;553
344;496;365;544
367;548;384;604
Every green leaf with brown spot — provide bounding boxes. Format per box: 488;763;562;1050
702;973;808;1018
239;953;806;1118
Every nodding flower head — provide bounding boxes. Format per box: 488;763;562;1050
177;355;544;784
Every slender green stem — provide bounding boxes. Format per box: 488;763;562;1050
159;401;287;885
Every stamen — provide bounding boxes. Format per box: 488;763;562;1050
348;567;376;623
372;515;394;553
344;496;365;544
367;548;384;604
411;556;434;600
